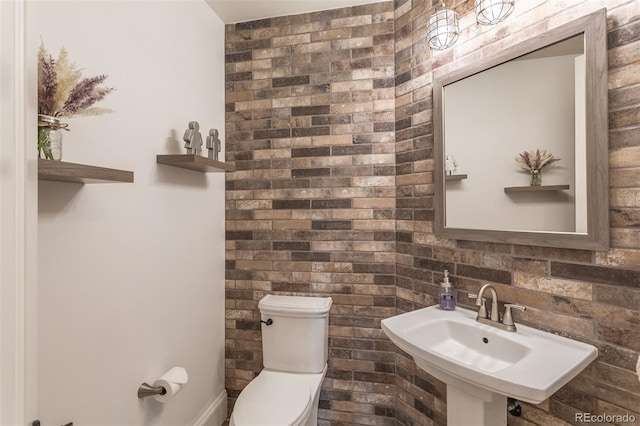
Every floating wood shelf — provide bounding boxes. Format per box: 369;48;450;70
156;154;234;173
504;184;570;193
38;159;134;184
446;174;468;181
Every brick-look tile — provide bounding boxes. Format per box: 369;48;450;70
235;18;272;31
513;245;594;262
610;188;640;210
226;1;640;425
226;4;397;426
551;262;640;289
392;1;640;424
607;19;640;49
456;264;512;285
611;227;640;248
595;284;640;311
550;295;640;333
514;272;593;301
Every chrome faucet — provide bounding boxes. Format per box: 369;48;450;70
469;284;526;332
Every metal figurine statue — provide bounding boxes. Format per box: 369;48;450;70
206;128;221;161
183;121;203;155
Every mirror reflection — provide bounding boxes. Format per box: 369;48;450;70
443;34;586;233
433;9;609;250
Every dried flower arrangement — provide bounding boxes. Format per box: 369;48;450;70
37;43;114;160
38;43;114;121
515;149;560;186
515;149;560;172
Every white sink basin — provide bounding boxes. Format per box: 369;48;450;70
412;318;530;374
382;305;597;424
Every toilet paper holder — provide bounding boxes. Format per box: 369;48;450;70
137;382;167;399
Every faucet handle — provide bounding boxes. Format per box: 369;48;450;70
503;304;526;326
505;303;526;311
467;293;486;303
468;293;488;319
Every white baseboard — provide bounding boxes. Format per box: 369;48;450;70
193;390;227;426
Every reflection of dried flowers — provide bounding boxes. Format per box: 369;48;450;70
515;149;560;172
38;43;114;120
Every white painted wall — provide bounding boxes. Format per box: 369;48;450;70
1;1;39;424
445;54;578;233
35;1;227;425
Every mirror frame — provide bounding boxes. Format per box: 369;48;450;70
433;9;609;250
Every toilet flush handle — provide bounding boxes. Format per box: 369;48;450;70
260;318;273;326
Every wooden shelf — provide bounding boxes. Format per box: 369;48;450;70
156;154;234;173
504;184;570;193
38;159;134;184
446;174;468;181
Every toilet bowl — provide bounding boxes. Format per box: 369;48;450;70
229;367;326;426
229;295;332;426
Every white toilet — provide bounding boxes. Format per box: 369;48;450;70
230;294;333;426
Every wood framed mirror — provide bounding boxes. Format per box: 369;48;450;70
433;9;608;250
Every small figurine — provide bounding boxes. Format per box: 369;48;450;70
183;121;203;155
206;128;221;161
445;154;458;175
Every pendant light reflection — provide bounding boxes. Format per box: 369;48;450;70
427;2;459;51
475;0;515;25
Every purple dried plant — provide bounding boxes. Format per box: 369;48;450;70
38;44;114;120
534;149;542;169
62;75;113;116
38;54;58;115
516;149;560;172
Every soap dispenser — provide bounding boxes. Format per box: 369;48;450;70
439;270;456;310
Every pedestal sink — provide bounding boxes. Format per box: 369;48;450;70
381;305;597;426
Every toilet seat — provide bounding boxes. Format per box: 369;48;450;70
231;371;313;426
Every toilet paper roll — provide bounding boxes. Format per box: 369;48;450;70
152;367;188;403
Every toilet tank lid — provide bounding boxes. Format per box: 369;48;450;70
259;295;332;316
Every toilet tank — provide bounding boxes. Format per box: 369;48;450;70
258;295;332;374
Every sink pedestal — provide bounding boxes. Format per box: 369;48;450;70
381;306;598;426
447;385;506;426
416;359;507;426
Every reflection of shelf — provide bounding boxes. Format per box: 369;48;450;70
156;154;234;173
38;159;134;184
504;184;570;193
446;174;468;181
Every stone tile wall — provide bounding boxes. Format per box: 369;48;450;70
394;0;640;425
224;3;398;425
226;0;640;424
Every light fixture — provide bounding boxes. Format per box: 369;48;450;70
427;2;459;51
475;0;515;25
